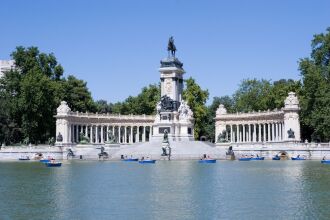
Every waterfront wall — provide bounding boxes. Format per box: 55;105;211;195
0;145;63;160
2;142;330;160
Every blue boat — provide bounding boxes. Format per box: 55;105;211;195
40;159;50;163
321;160;330;164
239;158;251;161
250;157;265;161
199;159;216;163
45;162;62;167
291;157;306;160
19;156;30;161
122;158;139;162
272;155;281;160
139;160;156;164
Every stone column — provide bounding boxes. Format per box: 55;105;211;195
243;124;245;143
253;124;256;142
262;123;266;142
100;125;104;143
137;126;140;142
230;124;233;143
272;123;275;142
130;126;133;144
265;123;270;142
105;126;108;142
95;125;98;143
74;125;77;143
275;123;278;141
118;126;121;143
142;126;146;142
249;124;252;142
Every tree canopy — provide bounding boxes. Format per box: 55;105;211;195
0;46;95;145
299;27;330;141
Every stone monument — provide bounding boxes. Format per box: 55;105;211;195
152;37;194;141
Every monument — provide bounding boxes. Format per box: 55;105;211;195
152;37;195;141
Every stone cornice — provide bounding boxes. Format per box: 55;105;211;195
215;110;284;121
55;111;155;124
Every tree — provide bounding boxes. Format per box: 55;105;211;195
62;75;96;113
183;77;209;140
299;27;330;142
0;46;97;144
95;99;112;113
234;79;273;112
110;84;160;115
205;96;235;142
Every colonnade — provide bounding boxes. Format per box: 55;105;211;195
69;124;152;144
225;121;284;143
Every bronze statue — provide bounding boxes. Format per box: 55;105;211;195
163;129;169;143
167;36;176;57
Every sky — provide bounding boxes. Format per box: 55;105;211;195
1;0;330;104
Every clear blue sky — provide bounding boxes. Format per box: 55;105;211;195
1;0;329;104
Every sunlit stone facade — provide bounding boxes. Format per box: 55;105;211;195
215;92;301;144
55;101;154;145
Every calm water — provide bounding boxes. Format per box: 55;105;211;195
1;160;330;220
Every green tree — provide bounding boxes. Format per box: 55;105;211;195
234;79;273;112
95;100;112;113
205;96;235;142
0;46;97;145
111;84;160;115
183;77;209;140
299;27;330;142
62;75;96;113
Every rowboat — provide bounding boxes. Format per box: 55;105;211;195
272;156;281;160
139;160;156;164
321;160;330;164
40;159;50;163
45;162;62;167
122;158;139;162
291;157;306;160
19;156;30;161
199;159;216;163
250;157;265;161
238;158;251;161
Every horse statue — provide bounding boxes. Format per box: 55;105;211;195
167;36;176;57
98;146;109;160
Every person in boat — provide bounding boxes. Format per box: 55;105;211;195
256;154;259;158
323;156;326;161
141;156;144;161
297;154;300;158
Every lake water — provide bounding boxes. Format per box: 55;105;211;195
1;160;330;220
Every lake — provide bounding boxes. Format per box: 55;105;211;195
1;160;330;220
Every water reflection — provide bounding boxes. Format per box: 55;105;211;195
1;161;330;219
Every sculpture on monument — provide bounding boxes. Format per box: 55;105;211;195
79;132;90;144
105;131;117;144
217;130;228;143
287;129;295;139
98;146;109;160
163;129;169;143
167;36;176;57
161;129;171;159
178;100;193;121
56;132;63;142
